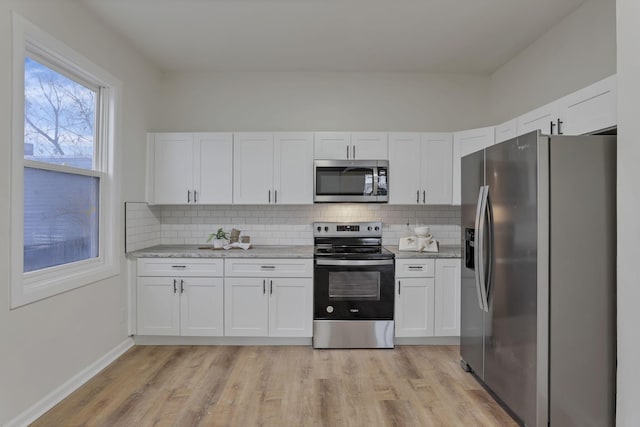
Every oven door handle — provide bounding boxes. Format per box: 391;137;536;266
315;259;394;266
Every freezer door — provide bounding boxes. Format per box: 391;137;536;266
460;149;485;377
483;132;539;427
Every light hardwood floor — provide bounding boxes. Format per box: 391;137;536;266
32;345;518;426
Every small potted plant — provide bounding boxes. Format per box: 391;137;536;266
207;227;229;249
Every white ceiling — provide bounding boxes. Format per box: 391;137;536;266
82;0;586;73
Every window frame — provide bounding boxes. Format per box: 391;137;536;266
11;14;121;308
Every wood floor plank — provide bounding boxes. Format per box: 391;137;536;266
32;345;519;427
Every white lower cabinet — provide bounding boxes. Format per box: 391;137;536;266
224;259;313;338
136;259;224;336
137;276;224;336
394;258;460;338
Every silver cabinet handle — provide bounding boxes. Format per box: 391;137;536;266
423;190;426;204
352;145;356;159
194;190;198;203
261;265;276;269
408;266;423;270
275;190;277;204
417;190;420;204
550;121;556;135
268;190;271;203
346;145;349;159
187;190;191;203
173;279;177;294
557;118;563;135
171;265;186;269
270;280;273;295
398;280;401;295
263;279;266;294
180;279;185;294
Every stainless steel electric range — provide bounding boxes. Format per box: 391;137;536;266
312;221;395;349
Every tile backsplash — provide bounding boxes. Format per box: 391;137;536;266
127;204;461;248
125;202;162;252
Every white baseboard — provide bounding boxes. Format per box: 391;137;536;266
134;335;312;346
395;336;460;345
5;337;134;427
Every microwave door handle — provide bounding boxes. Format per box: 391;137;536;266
474;186;487;312
372;167;379;197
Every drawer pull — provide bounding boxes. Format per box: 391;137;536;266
408;266;424;270
261;265;276;269
171;265;187;269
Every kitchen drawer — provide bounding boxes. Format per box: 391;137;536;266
137;258;224;277
225;258;313;278
395;259;435;277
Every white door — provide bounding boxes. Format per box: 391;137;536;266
152;133;193;204
517;101;559;136
137;277;180;335
558;75;617;135
195;133;233;204
452;126;495;205
314;132;350;159
274;133;314;204
351;132;388;160
224;277;268;336
422;133;453;205
233;133;274;204
268;278;313;337
388;133;422;205
394;277;435;337
180;277;224;337
434;260;461;337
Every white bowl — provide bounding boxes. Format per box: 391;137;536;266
414;226;430;236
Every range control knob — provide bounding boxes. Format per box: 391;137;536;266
317;226;322;232
367;226;372;231
324;226;329;232
326;306;334;313
374;226;380;231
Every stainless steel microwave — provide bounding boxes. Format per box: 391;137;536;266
314;160;389;203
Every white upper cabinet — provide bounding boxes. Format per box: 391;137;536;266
314;132;388;160
452;126;495;205
274;133;314;204
389;132;452;205
557;75;617;135
147;132;232;205
516;75;617;137
494;119;518;144
233;133;275;204
234;132;313;205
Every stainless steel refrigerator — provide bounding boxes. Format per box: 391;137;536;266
460;130;616;427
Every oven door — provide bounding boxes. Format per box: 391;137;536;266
314;258;395;320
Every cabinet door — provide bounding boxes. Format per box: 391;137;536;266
137;277;180;335
180;277;224;337
422;133;453;205
558;75;616;135
351;132;388;160
195;133;233;204
233;133;274;204
394;277;435;337
224;277;268;336
388;133;422;204
434;259;461;337
314;132;350;159
274;133;313;204
495;119;518;144
517;101;559;136
452;127;495;205
152;133;193;204
268;278;313;337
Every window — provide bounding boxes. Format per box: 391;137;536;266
11;14;121;307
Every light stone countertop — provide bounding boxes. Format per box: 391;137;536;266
385;245;461;259
128;245;314;259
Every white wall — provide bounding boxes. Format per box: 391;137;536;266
489;0;617;123
615;1;640;425
152;71;491;132
0;1;159;424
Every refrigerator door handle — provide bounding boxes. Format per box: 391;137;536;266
474;186;488;311
484;186;494;309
